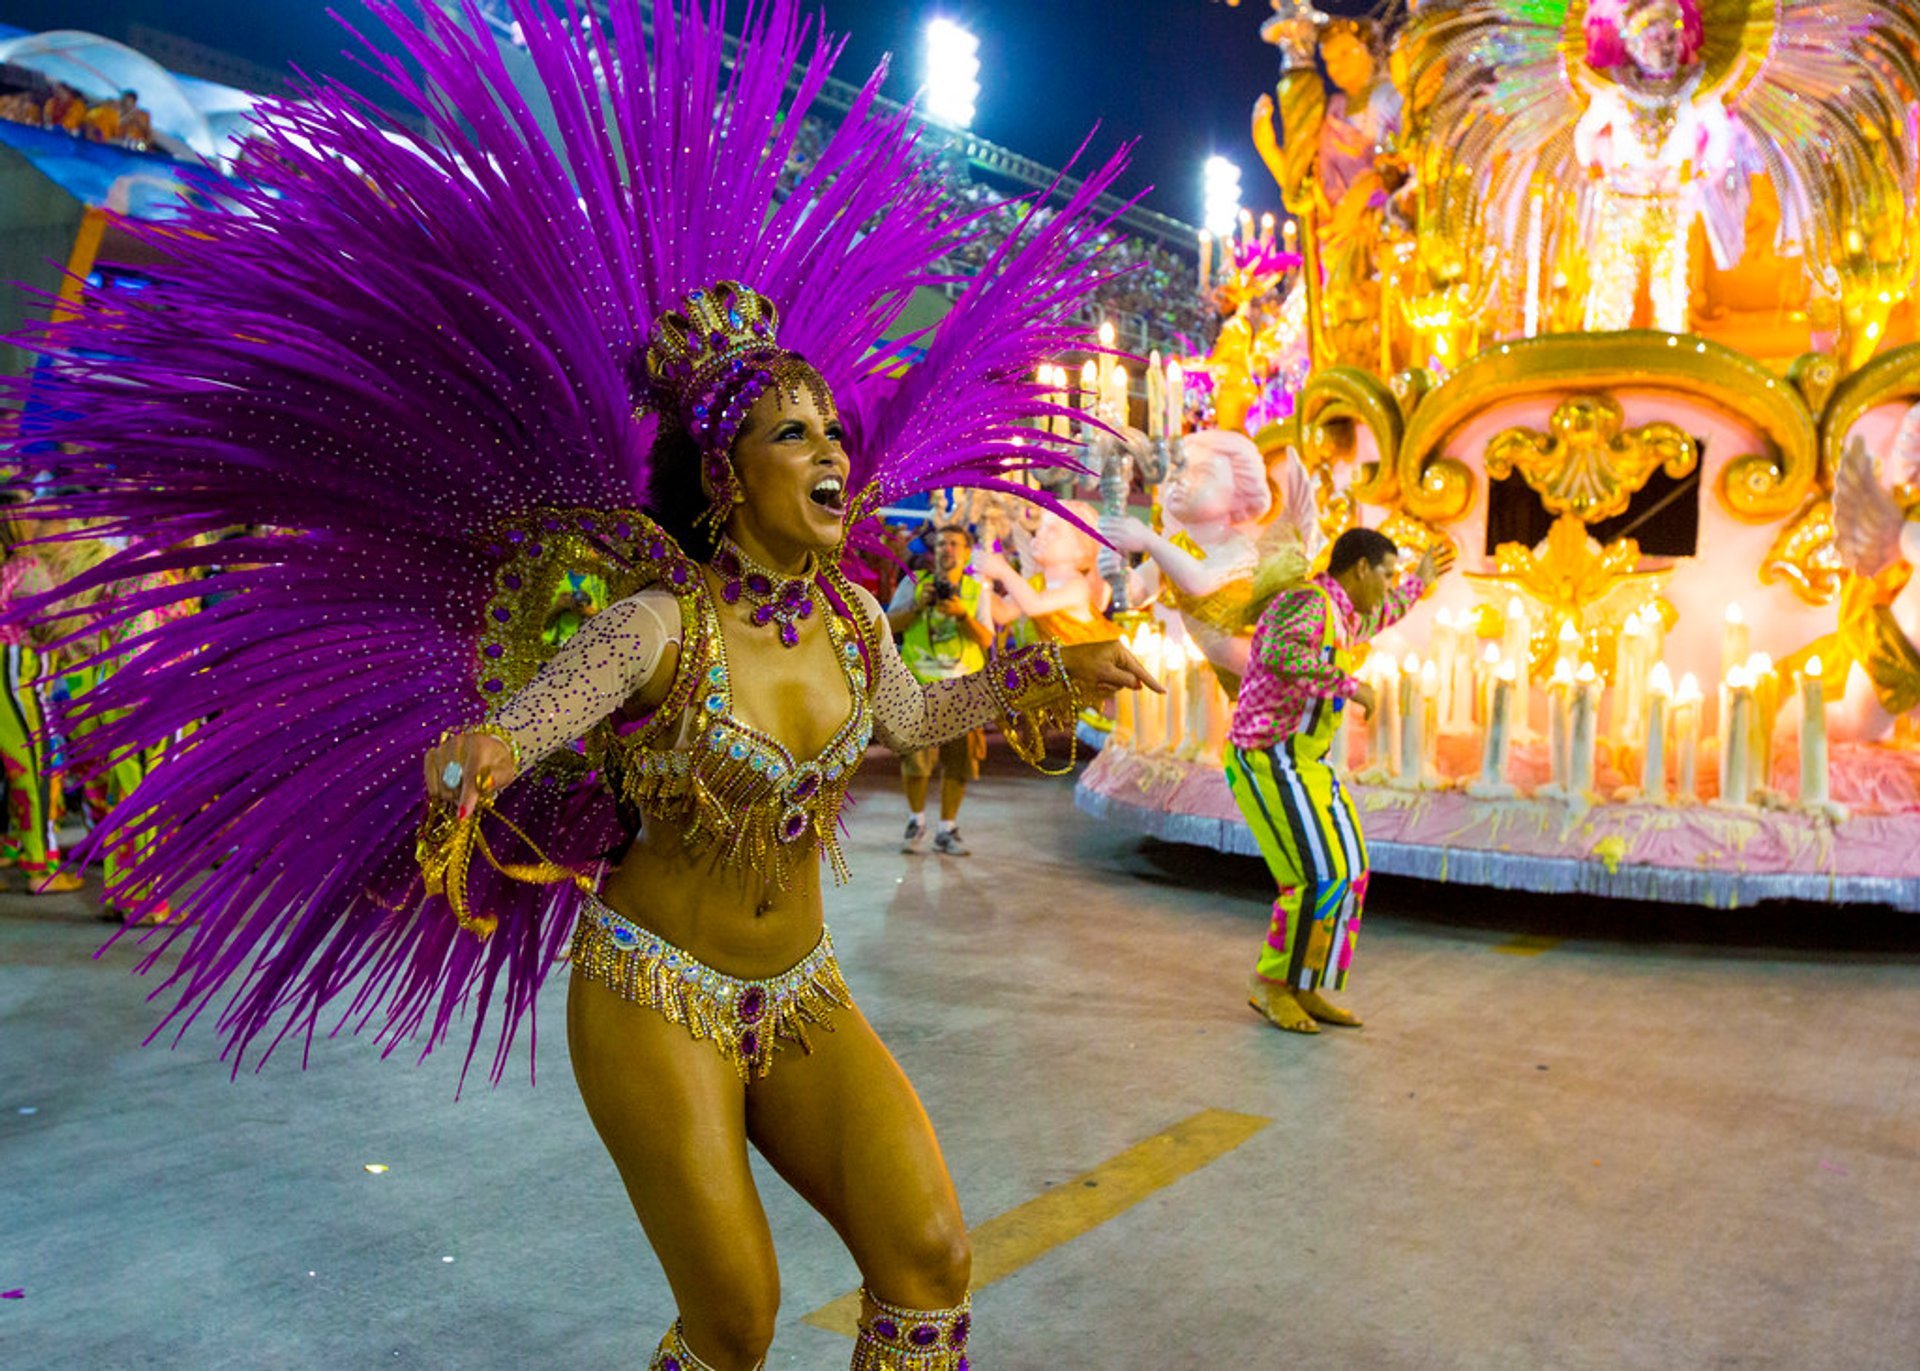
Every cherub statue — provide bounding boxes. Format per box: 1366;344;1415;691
1399;0;1919;347
974;500;1115;646
1097;429;1274;686
1821;415;1920;741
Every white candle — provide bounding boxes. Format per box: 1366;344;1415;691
1183;642;1212;762
1097;319;1117;404
1476;641;1501;727
1078;359;1098;425
1198;231;1213;292
1159;625;1175;748
1135;631;1164;753
1469;662;1518;797
1674;672;1702;801
1547;659;1575;791
1718;666;1753;807
1613;611;1652;745
1166;360;1185;437
1260;211;1276;247
1721;603;1749;684
1396;652;1424;788
1746;651;1777;798
1569;662;1599;798
1283;219;1298;255
1206;670;1230;760
1798;655;1831;808
1503;597;1531;737
1113;629;1139;746
1110;363;1129;427
1366;655;1401;779
1237;208;1255;253
1433;610;1458;729
1419;660;1440;777
1146;349;1165;439
1642;662;1672;803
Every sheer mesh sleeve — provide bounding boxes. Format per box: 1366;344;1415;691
855;587;1003;752
489;590;682;767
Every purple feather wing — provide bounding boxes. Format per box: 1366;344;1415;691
4;0;1127;1083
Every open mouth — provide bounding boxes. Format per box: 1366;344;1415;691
809;476;846;516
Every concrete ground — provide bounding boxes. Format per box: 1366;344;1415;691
4;748;1919;1370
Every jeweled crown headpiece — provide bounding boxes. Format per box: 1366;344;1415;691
642;280;830;525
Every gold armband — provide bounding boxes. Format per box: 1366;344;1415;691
985;642;1082;776
437;720;524;779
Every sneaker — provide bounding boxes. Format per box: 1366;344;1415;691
933;828;971;857
902;816;928;852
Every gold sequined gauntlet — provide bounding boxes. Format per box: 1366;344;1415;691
851;1292;972;1371
985;641;1080;775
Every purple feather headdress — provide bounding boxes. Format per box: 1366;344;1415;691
3;0;1131;1085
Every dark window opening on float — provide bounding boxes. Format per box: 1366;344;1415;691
1484;453;1702;558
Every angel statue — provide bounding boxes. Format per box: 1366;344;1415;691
1400;0;1920;350
1821;413;1920;741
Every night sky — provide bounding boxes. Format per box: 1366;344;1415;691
0;0;1375;224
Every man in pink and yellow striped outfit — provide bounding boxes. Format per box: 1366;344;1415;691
1224;527;1449;1034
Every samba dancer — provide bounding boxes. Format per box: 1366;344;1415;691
11;4;1154;1367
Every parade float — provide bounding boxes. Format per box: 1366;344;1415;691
1077;0;1920;909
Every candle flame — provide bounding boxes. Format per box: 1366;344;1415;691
1402;651;1420;674
1677;671;1702;703
1098;320;1116;349
1726;666;1751;690
1648;661;1674;696
1805;655;1823;677
1557;619;1580;646
1496;662;1517;682
1575;661;1598;683
1746;651;1773;676
1725;602;1744;625
1482;643;1500;665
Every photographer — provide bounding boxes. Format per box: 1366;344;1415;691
885;524;995;855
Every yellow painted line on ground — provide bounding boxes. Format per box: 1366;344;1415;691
804;1107;1270;1337
1494;934;1563;956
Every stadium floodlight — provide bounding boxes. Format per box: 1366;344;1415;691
1202;156;1242;238
923;18;981;128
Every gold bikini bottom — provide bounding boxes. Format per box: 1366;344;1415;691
570;894;852;1081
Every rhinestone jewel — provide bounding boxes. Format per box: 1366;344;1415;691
910;1325;939;1347
873;1319;899;1340
737;986;766;1024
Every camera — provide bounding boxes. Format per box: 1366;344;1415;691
929;575;958;604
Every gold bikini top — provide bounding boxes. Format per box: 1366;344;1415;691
471;510;881;885
602;558;879;883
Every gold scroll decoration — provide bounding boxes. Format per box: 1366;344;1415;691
1398;333;1818;530
1759;496;1844;606
1485;394;1697;525
1819;341;1920;488
1270;365;1406;505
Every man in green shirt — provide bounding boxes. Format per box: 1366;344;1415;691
886;525;996;855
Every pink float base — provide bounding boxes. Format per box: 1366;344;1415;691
1077;739;1920;911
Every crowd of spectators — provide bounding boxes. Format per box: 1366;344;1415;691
779;116;1214;353
0;81;154;152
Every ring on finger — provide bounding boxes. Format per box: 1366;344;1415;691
441;761;465;791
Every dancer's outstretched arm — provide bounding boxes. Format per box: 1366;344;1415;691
424;588;682;812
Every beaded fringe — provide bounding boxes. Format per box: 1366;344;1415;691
571;899;852;1081
851;1292;972;1371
